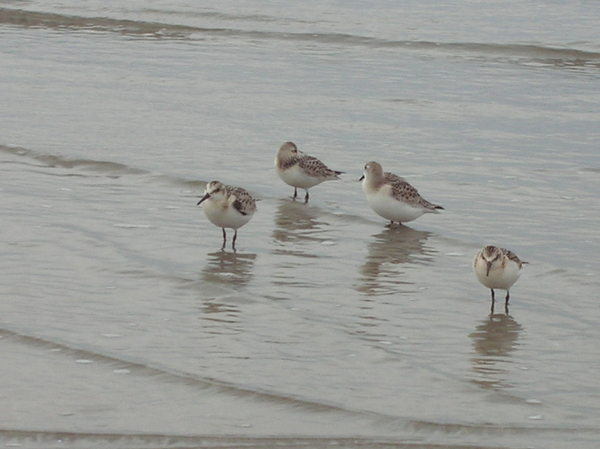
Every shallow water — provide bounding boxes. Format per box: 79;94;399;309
1;2;600;448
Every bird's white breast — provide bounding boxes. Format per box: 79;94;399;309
202;198;253;230
277;163;323;189
365;185;425;223
474;258;521;290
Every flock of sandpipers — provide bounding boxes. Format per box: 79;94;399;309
197;141;523;314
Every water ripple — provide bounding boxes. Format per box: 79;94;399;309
2;7;599;70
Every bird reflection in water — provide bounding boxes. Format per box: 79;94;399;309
272;200;330;251
357;225;433;296
469;314;522;390
201;250;257;288
199;250;257;329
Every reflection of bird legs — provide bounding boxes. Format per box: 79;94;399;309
490;289;510;315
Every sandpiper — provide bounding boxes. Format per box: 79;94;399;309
197;181;257;250
360;161;443;225
473;245;523;314
275;141;343;202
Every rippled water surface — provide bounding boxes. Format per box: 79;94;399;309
1;1;600;448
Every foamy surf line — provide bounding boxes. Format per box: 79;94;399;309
0;326;391;419
0;144;205;188
112;224;155;228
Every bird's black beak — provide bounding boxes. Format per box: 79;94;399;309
197;193;210;205
486;261;492;276
359;175;364;182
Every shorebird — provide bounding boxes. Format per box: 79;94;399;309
275;141;343;202
473;245;523;314
197;181;257;250
360;161;443;225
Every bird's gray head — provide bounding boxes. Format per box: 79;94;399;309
360;161;383;181
277;141;299;158
481;245;502;276
197;181;226;205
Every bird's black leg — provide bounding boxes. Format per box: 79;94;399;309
293;188;298;200
304;190;309;203
490;289;496;315
221;228;227;249
504;291;510;314
232;230;238;251
221;228;227;250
